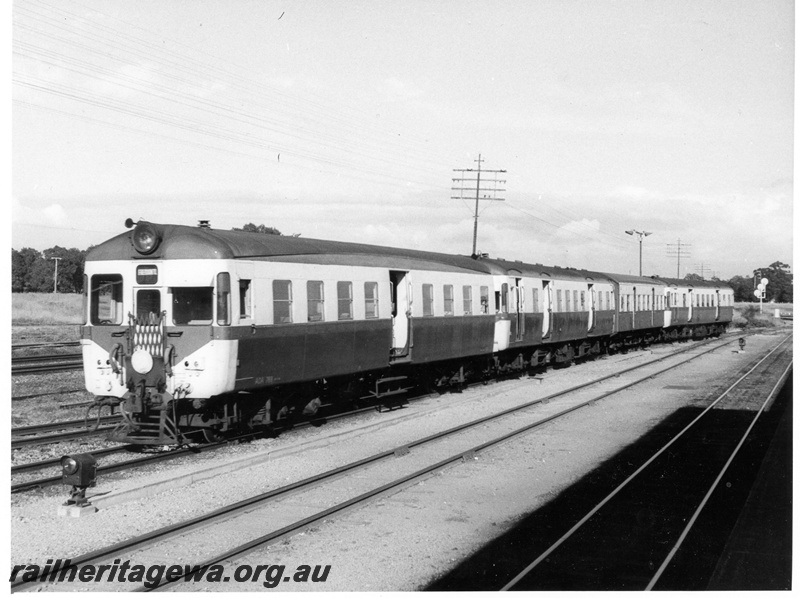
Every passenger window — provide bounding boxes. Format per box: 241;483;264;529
273;280;293;323
565;290;571;312
172;288;213;325
422;284;434;316
531;288;539;313
443;285;454;316
463;286;473;315
580;291;585;311
137;289;161;321
337;281;353;320
91;274;123;325
239;279;252;319
364;282;378;319
556;289;563;312
307;281;324;322
480;286;489;314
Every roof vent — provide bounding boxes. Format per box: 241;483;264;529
198;220;210;228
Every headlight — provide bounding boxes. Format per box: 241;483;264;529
131;222;161;254
131;349;154;374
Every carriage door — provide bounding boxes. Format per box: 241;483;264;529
542;280;552;339
651;288;656;325
687;289;693;322
135;287;162;321
389;271;411;359
510;278;525;342
714;290;720;321
587;284;596;332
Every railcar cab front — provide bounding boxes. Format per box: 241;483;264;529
82;220;239;444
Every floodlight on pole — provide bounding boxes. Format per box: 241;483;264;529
625;229;652;276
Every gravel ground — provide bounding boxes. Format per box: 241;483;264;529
9;332;790;591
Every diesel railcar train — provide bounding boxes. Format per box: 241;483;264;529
81;220;734;444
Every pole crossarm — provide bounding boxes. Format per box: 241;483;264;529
451;154;507;257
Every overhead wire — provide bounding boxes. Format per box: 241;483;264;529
14;0;645;250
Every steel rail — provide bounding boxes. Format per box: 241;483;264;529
645;358;793;590
9;403;389;494
12;353;83;364
499;333;792;591
11;445;129;475
12;360;84;375
12;415;122;437
12;341;80;350
11;427;117;449
10;435;262;494
10;334;739;592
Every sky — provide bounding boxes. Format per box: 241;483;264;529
11;0;795;280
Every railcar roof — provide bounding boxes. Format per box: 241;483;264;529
653;276;732;289
86;223;496;274
598;272;669;286
85;222;679;286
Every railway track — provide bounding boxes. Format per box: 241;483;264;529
11;424;119;450
11;352;83;375
493;335;792;591
10;402;390;493
13;333;766;592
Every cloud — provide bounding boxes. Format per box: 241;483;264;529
12;198;68;227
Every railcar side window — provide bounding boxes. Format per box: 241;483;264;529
239;280;252;319
172;288;213;325
337;281;353;320
531;288;539;313
556;290;563;312
422;284;434;317
217;273;231;325
137;289;161;321
565;290;571;312
364;282;379;319
307;281;324;322
480;286;489;313
443;285;454;316
90;275;123;325
273;280;293;324
573;291;579;312
463;286;473;315
580;291;585;311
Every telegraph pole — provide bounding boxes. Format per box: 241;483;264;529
666;239;691;278
695;263;711;280
51;257;61;293
452;154;506;257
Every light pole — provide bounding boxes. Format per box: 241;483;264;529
625;229;652;276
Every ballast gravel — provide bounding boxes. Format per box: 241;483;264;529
9;332;789;591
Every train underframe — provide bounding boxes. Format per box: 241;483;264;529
102;321;729;445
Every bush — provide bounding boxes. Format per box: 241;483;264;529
732;304;780;329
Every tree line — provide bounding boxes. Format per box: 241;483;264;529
11;225;792;303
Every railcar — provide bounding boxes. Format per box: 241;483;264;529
81;220;733;445
656;277;734;339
